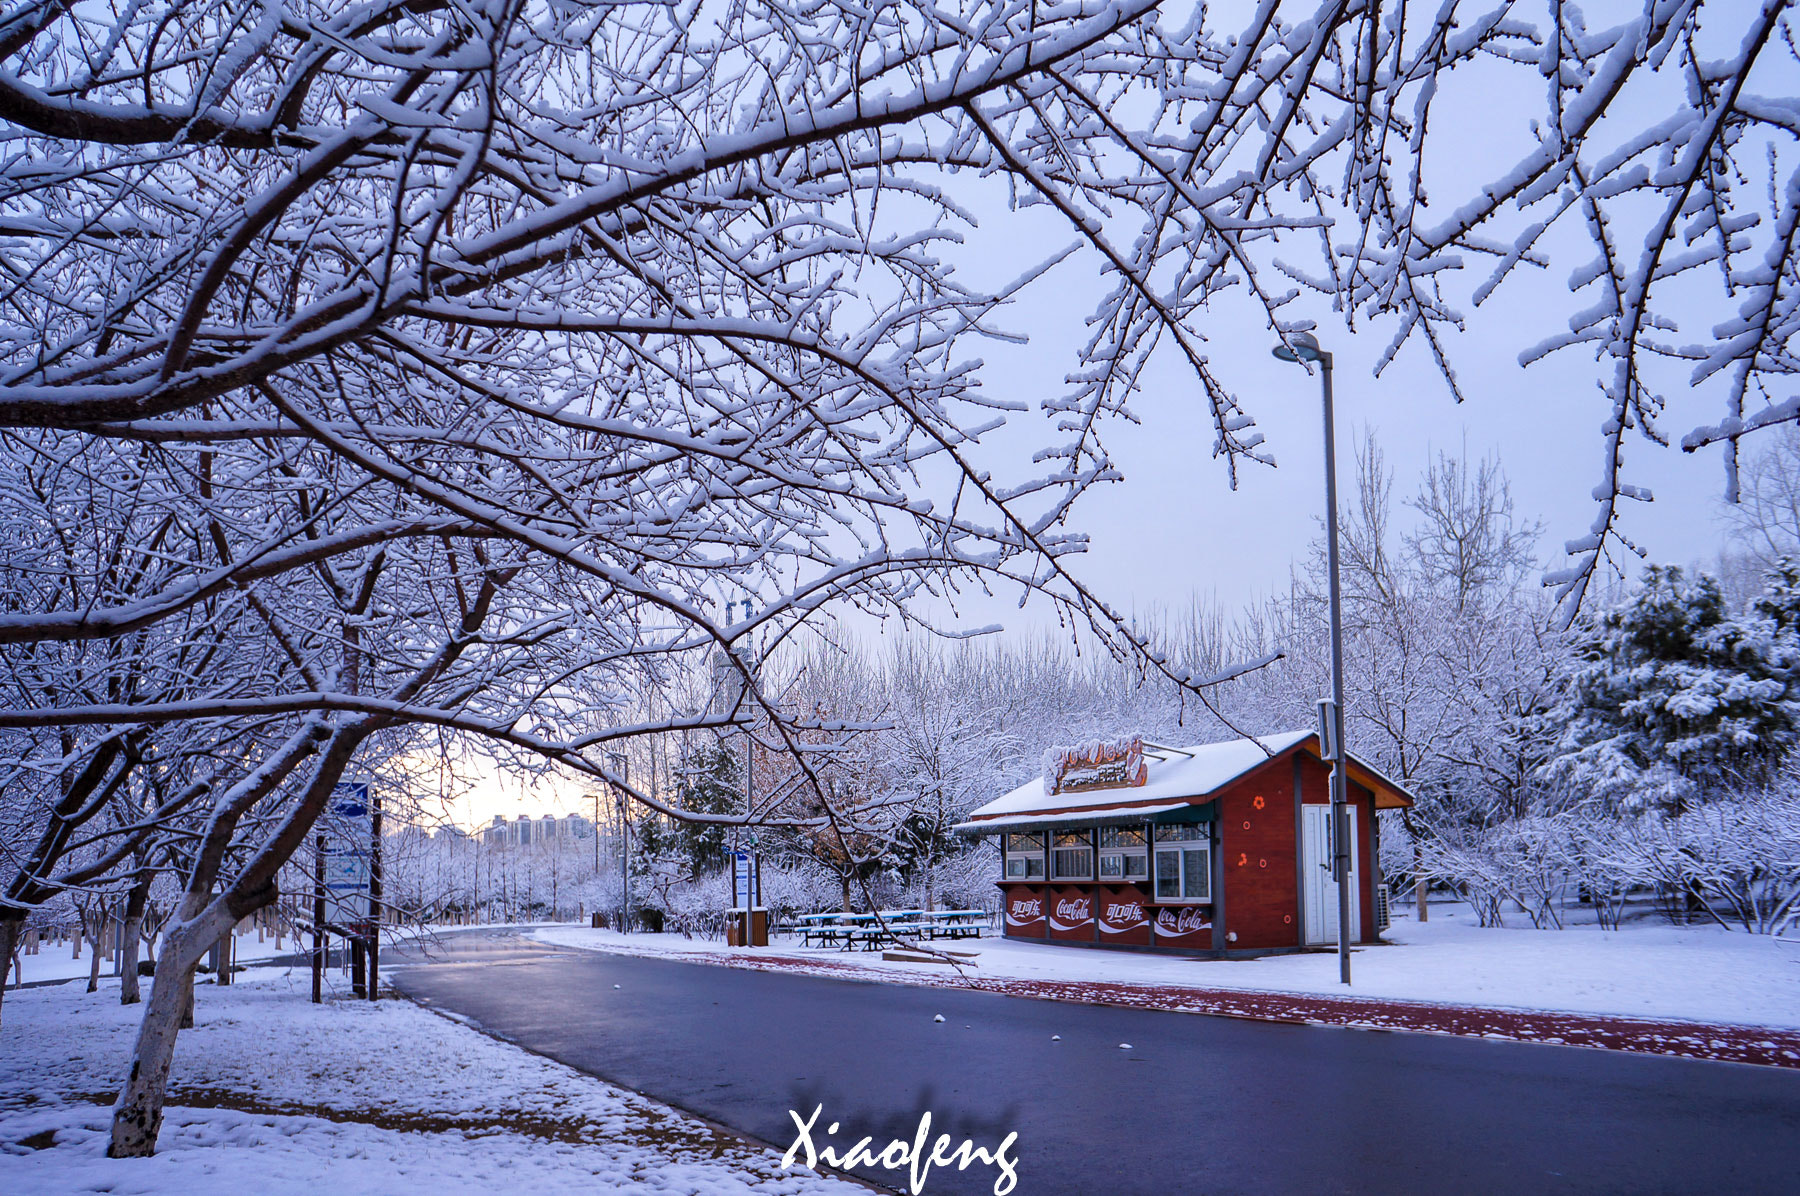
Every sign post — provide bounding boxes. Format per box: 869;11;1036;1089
730;851;764;947
320;782;377;1000
311;834;326;1004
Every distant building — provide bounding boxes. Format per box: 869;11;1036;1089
479;812;593;847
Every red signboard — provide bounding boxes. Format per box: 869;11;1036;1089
1002;887;1047;938
1097;885;1152;946
1152;905;1212;948
1048;886;1095;941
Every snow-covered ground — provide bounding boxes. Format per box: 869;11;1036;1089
535;908;1800;1030
0;966;859;1195
8;927;300;987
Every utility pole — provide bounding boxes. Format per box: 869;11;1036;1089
610;751;631;933
368;784;381;1000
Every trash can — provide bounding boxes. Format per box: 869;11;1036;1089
726;908;768;947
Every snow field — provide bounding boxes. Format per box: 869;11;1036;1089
8;927;306;987
0;967;860;1195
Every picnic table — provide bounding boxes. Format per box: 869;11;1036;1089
792;911;921;950
792;909;987;950
794;914;848;949
924;910;988;940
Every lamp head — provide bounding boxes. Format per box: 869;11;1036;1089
1271;331;1325;363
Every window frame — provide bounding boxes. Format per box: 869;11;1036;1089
1152;825;1211;903
1003;831;1046;880
1097;824;1149;881
1050;829;1095;881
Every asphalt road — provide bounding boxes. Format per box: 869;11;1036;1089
386;929;1800;1196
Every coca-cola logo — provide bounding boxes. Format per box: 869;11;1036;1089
1055;897;1092;922
1155;907;1211;936
1103;901;1144;925
1009;898;1042;919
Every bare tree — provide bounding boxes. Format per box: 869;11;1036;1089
1724;425;1800;572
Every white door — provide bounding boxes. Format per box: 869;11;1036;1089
1302;804;1360;946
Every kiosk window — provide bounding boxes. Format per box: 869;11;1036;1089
1154;825;1210;901
1098;826;1148;879
1004;832;1045;879
1050;830;1094;880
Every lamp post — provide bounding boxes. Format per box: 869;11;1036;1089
1271;330;1353;986
608;751;631;933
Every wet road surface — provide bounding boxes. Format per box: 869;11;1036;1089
386;928;1800;1195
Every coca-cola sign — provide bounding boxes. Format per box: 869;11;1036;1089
1099;900;1145;933
1005;897;1044;927
1049;896;1092;931
1154;906;1211;938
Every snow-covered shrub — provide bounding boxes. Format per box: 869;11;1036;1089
1561;791;1800;934
1565;817;1647;931
1492;818;1573;930
898;846;997;915
1415;827;1517;928
758;861;837;920
660;873;732;939
1377;810;1415;890
1673;789;1800;935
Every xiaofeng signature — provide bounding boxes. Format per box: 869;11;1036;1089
781;1105;1019;1195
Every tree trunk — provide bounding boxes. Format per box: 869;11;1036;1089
1413;839;1429;923
178;965;195;1029
86;915;104;993
108;945;195;1156
924;845;937;914
120;874;152;1005
0;916;21;1030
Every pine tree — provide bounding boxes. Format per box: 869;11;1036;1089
661;745;742;877
1546;565;1800;813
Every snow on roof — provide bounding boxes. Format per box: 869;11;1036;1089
963;730;1314;826
950;802;1196;836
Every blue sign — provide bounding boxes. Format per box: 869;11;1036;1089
322;782;373;908
732;852;756;908
329;781;370;821
323;849;371;892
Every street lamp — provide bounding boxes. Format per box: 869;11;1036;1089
607;751;631;934
1271;330;1353;986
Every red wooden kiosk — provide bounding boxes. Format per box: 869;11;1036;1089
955;732;1414;956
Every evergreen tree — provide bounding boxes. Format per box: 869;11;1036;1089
661;744;743;877
1546;564;1800;813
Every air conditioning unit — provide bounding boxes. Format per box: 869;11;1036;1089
1375;882;1391;930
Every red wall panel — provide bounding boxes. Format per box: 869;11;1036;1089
1096;884;1152;946
1149;904;1213;947
1048;885;1096;941
1214;760;1302;950
1000;884;1047;938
